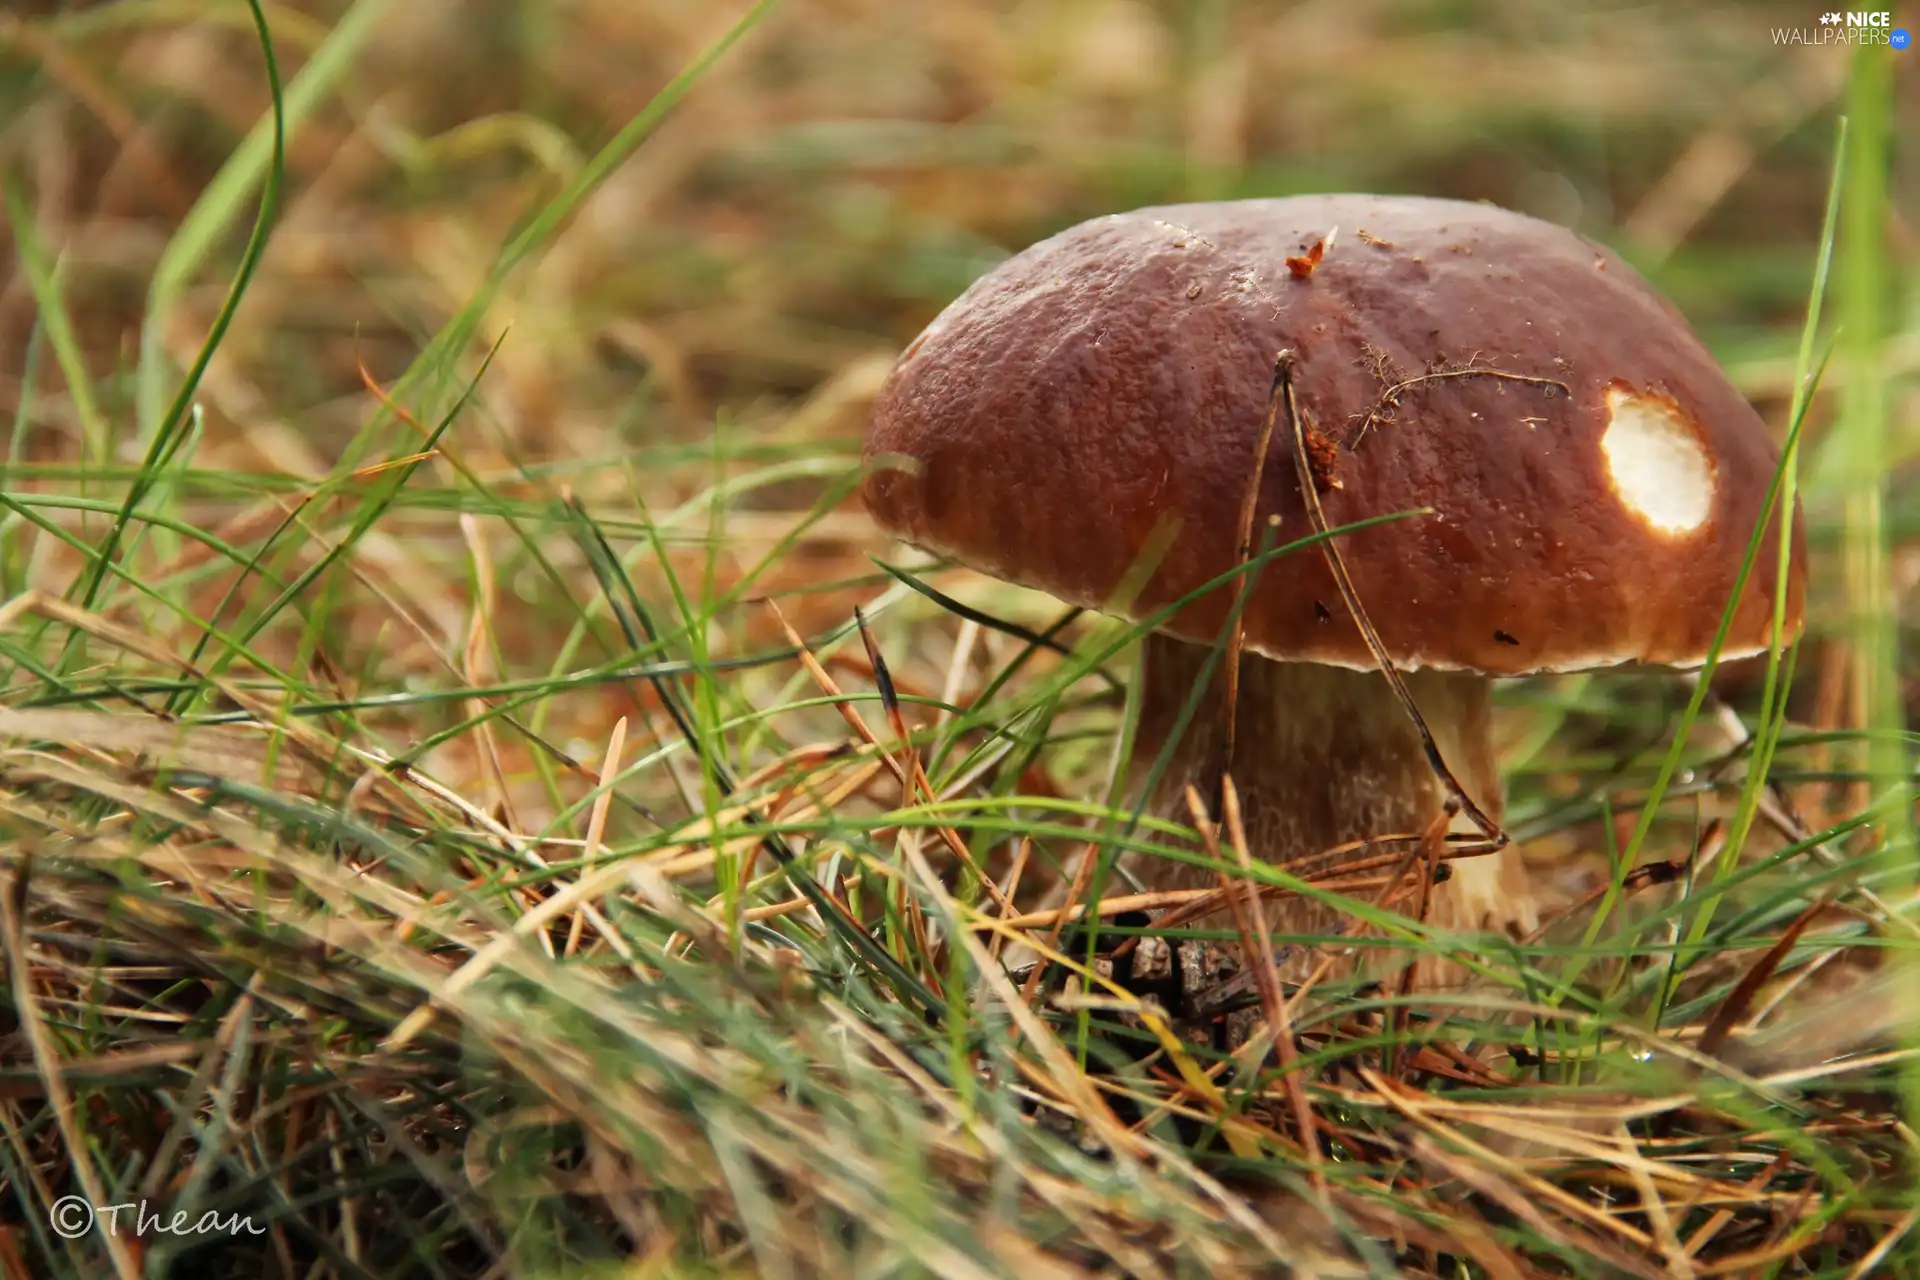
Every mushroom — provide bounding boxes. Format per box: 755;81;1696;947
861;195;1806;980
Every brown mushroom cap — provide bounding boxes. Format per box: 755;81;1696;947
862;195;1806;675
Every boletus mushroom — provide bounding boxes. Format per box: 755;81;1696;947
861;195;1805;982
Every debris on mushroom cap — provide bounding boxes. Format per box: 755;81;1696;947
861;195;1807;677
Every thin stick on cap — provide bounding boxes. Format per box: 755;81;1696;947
1218;356;1286;780
1272;348;1508;854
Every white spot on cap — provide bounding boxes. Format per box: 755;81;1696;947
1600;387;1714;536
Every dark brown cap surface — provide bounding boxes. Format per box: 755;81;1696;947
863;195;1805;674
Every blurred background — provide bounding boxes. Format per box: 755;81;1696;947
0;0;1913;824
3;1;1910;417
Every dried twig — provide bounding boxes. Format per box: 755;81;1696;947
1349;360;1569;447
564;717;628;958
1219;776;1325;1191
1220;361;1284;779
1272;349;1507;851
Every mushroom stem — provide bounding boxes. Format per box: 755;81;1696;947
1130;630;1534;977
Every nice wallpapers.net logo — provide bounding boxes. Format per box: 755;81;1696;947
1775;10;1911;46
